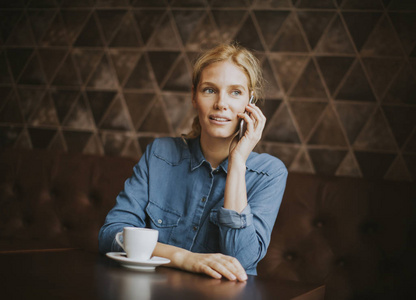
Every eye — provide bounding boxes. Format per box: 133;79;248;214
231;90;242;96
202;87;215;94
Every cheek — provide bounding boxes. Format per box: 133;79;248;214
232;102;247;114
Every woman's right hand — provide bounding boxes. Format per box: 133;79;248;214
177;251;248;281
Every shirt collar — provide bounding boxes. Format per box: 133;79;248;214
188;137;229;173
188;137;206;171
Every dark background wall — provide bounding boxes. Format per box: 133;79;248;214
0;0;415;181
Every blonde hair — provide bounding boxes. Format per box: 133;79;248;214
186;43;264;139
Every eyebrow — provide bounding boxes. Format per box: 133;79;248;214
199;82;248;92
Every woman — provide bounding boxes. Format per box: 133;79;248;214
99;43;288;282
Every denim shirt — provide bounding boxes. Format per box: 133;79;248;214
98;137;287;275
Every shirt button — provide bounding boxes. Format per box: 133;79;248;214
201;197;206;203
157;219;163;224
193;226;198;231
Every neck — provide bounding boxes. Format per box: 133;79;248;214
199;134;233;169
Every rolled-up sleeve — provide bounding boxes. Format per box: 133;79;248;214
216;160;288;275
218;205;253;229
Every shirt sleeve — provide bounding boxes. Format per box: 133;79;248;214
217;205;253;229
98;142;153;254
216;159;288;274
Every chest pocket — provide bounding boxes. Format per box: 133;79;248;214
146;202;181;244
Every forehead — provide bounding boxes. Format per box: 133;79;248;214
199;60;249;87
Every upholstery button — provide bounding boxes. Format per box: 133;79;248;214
314;220;324;228
336;258;346;267
361;221;379;235
157;219;163;224
284;251;297;262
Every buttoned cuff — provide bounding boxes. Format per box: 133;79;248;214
218;205;253;229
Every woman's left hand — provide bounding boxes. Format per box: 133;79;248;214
230;103;266;163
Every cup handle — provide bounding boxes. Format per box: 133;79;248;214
115;232;124;250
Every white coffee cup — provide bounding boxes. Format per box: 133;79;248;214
115;227;159;261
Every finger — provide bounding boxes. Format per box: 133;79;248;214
204;256;247;281
224;257;247;281
212;256;247;281
201;265;223;280
246;104;266;126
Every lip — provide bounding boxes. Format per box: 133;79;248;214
209;114;231;124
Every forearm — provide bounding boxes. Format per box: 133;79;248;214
224;157;247;213
153;242;247;281
152;242;190;269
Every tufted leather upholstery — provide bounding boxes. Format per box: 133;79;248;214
1;149;415;299
257;173;416;299
0;149;136;252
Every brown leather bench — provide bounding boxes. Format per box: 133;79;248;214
1;148;415;299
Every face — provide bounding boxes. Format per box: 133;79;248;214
192;60;250;140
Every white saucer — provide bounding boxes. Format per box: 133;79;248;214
106;252;170;271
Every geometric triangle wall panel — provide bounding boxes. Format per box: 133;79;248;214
172;10;205;46
362;57;403;99
29;93;59;127
308;106;348;147
290;101;327;140
269;54;308;93
389;12;416;55
62;95;95;130
361;16;403;57
86;56;118;89
383;66;416;105
0;1;415;181
316;56;354;96
308;148;348;176
86;91;117;126
133;10;165;44
163;56;192;92
180;15;218;51
382;105;416;147
264;103;301;144
6;48;33;80
271;12;308;52
96;10;126;45
335;61;376;102
342;12;382;51
110;13;142;48
6;14;35;47
315;15;355;54
51;89;79;123
74;14;104;47
138;99;171;134
297;11;334;50
148;51;180;87
18;88;46;121
233;15;265;52
335;102;376;144
353;109;398;151
161;93;193;133
124;92;156;130
253;10;289;49
99;95;132;131
124;55;154;90
211;10;247;44
290;59;328;100
354;151;396;180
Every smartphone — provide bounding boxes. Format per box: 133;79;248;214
238;95;254;140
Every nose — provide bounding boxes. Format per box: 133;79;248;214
214;92;228;110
